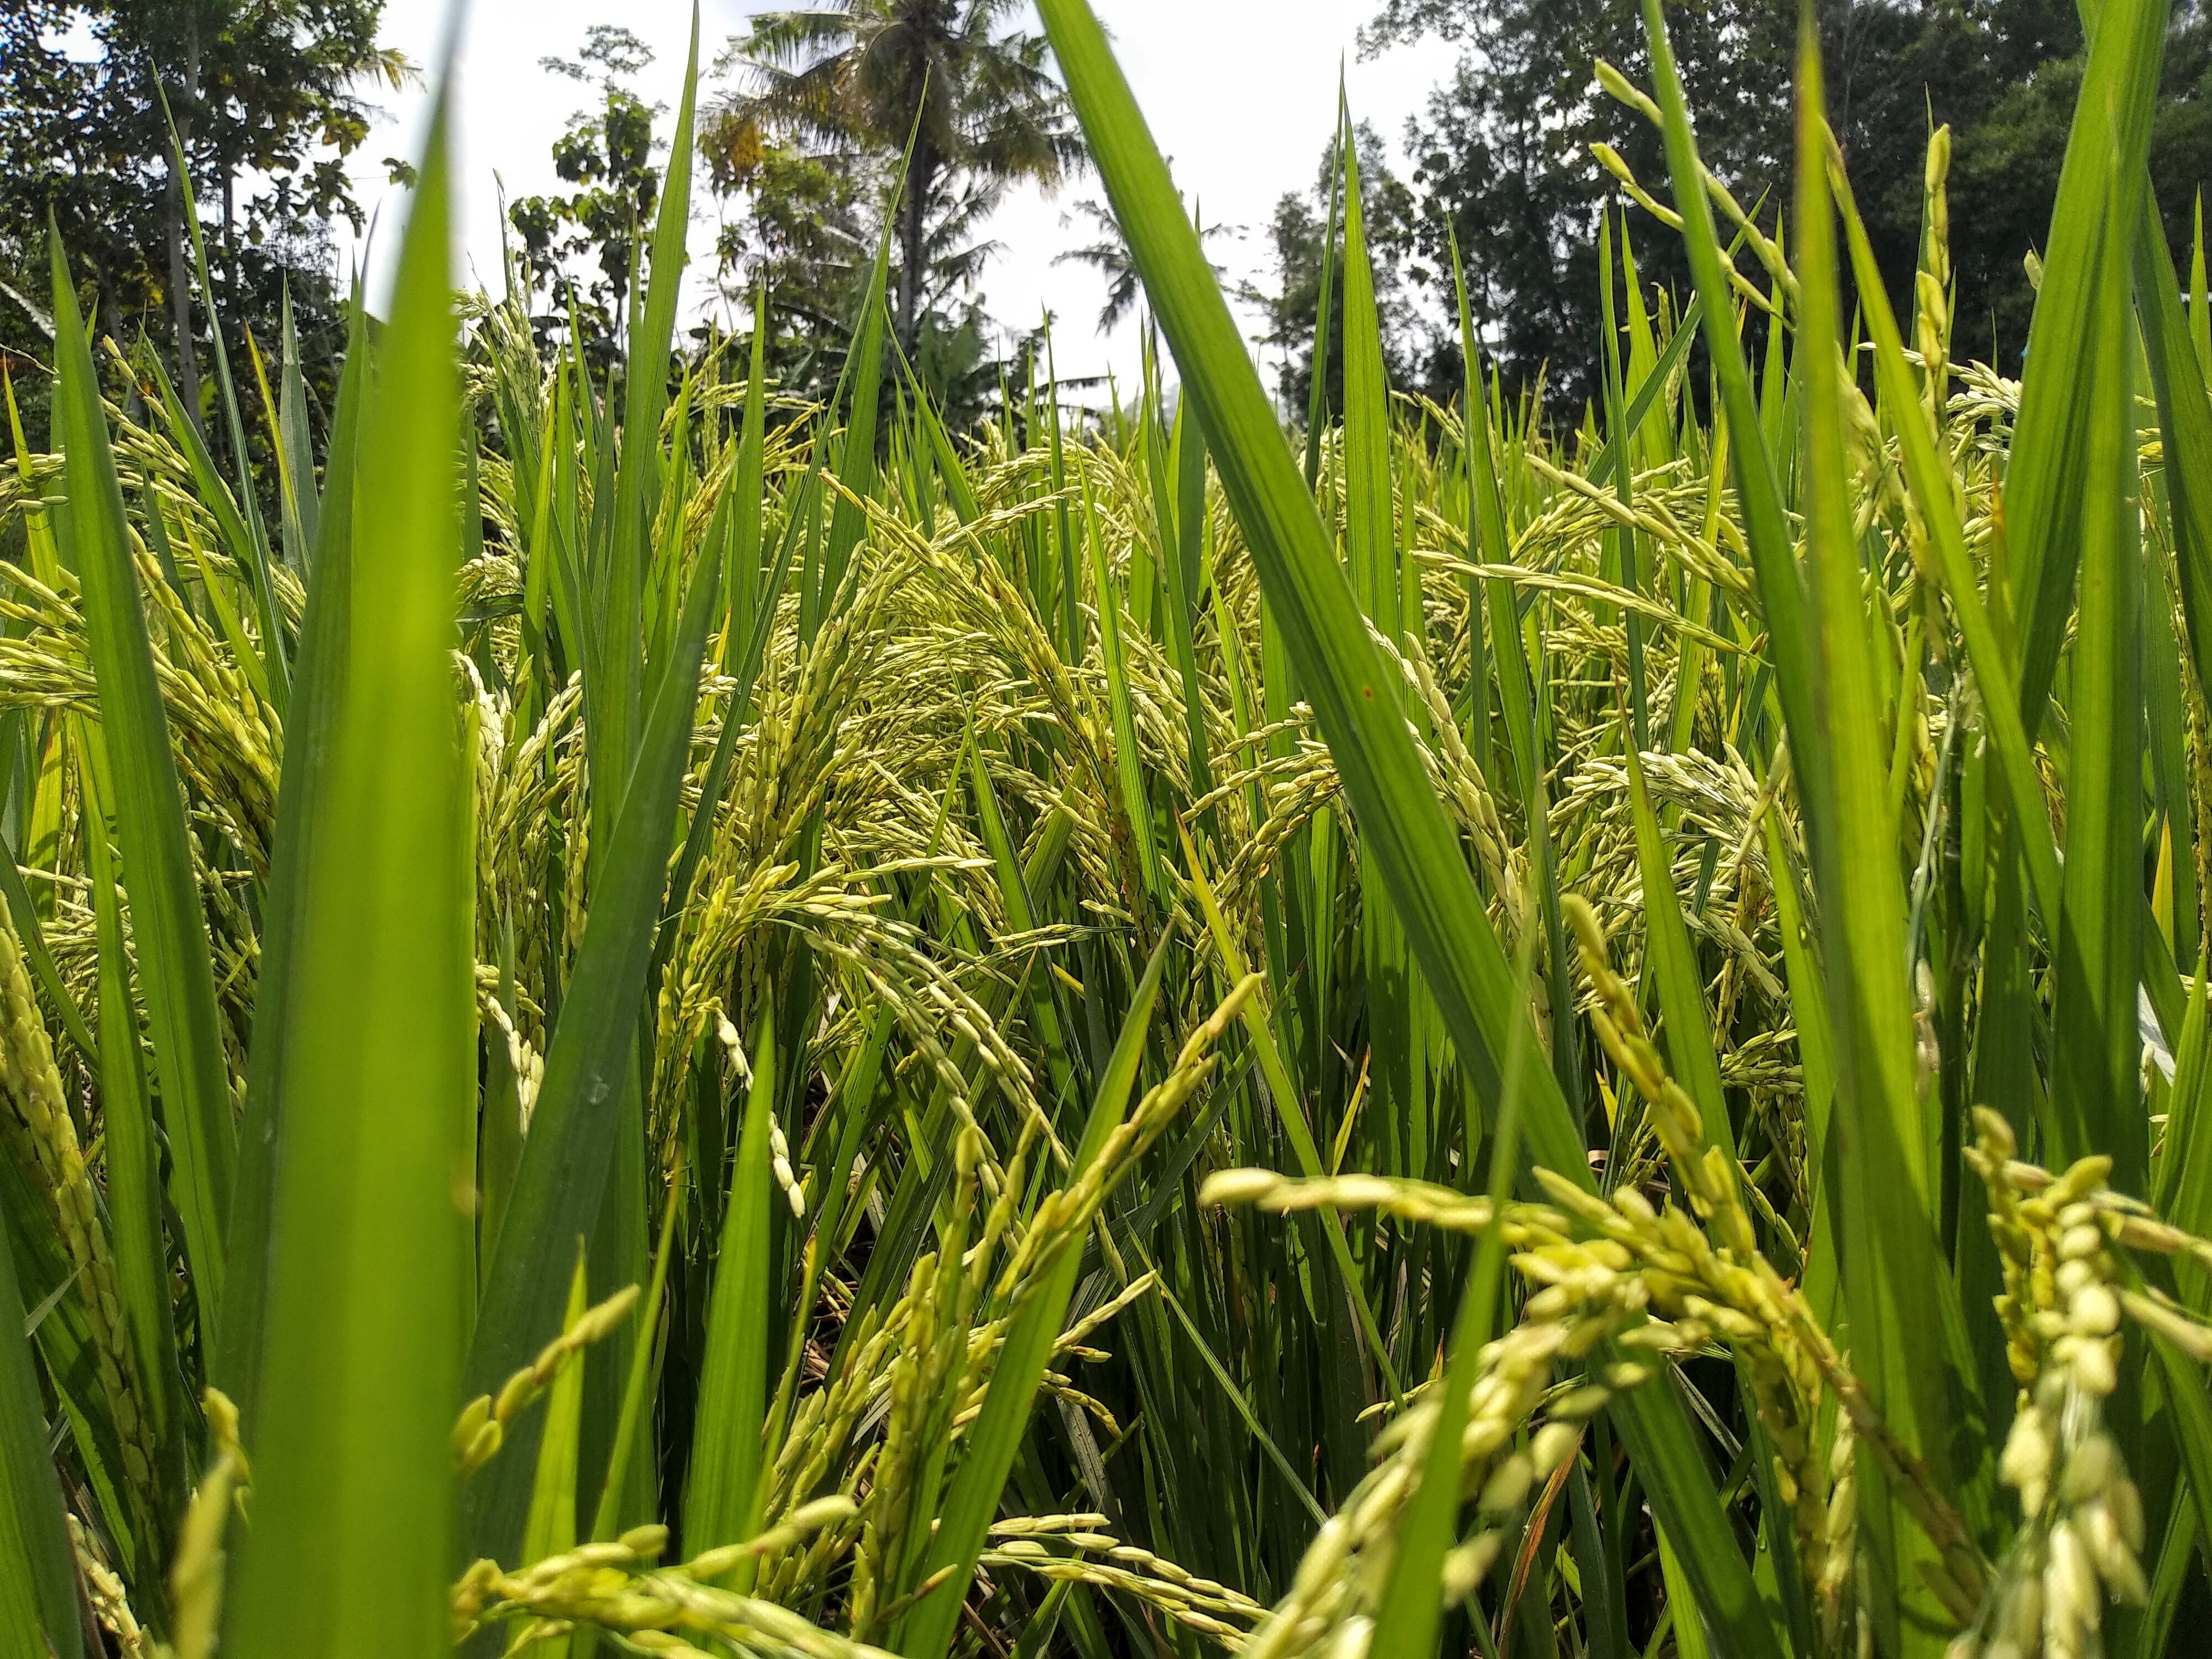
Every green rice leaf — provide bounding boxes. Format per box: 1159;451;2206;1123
684;1008;778;1572
224;92;473;1659
48;225;236;1325
2137;197;2212;808
1825;132;2061;928
2004;0;2167;732
276;287;320;571
158;97;289;712
1624;745;1729;1153
1371;913;1537;1656
81;750;184;1562
0;1157;82;1659
0;825;92;1066
523;1252;591;1594
598;5;701;787
1632;0;1820;845
2042;178;2149;1181
590;1156;683;1544
213;296;369;1431
1793;21;1973;1648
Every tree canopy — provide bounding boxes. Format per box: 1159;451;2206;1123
1248;122;1430;428
707;0;1085;363
1255;0;2212;417
0;0;405;437
507;27;669;372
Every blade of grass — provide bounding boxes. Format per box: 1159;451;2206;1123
728;287;768;649
223;87;473;1659
653;466;799;1005
0;1149;82;1659
213;295;369;1431
1303;99;1347;491
684;1008;778;1575
0;826;92;1064
1371;892;1537;1655
169;503;275;712
1180;824;1400;1398
49;223;235;1325
1341;126;1396;645
157;93;289;713
241;323;304;580
276;287;319;568
1160;399;1215;817
1134;1246;1327;1526
1654;1522;1714;1659
1585;294;1704;493
1568;1458;1631;1659
1034;10;1780;1652
968;740;1077;1116
589;1155;682;1544
1599;207;1651;753
1824;134;2061;929
1793;19;1974;1649
821;237;890;620
80;747;184;1562
523;1251;591;1595
2135;189;2212;846
1448;238;1583;1123
598;5;701;794
1630;735;1820;1648
1341;122;1426;1187
1082;468;1163;907
1036;0;1568;1175
1624;744;1730;1154
2;363;60;585
1631;0;1822;849
2005;0;2167;733
1762;805;1840;1321
2043;169;2148;1187
831;808;1076;1349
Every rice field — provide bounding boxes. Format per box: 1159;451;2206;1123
7;1;2212;1656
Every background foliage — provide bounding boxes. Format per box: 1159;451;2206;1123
0;0;405;440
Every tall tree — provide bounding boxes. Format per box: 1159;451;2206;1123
1055;196;1231;334
0;0;405;435
1361;0;1806;412
707;121;1030;425
706;125;877;390
1245;123;1429;421
707;1;1085;359
508;27;669;371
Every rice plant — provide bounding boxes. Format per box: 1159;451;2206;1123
7;1;2212;1656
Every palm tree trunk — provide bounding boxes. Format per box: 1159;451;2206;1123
896;148;934;361
164;15;204;436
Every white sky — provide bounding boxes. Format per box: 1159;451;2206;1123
336;1;1447;390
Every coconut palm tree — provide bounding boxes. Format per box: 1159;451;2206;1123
1054;196;1233;334
710;0;1084;358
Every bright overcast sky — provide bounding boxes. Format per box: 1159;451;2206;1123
338;1;1446;389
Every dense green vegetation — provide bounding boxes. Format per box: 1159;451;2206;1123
0;0;407;430
8;2;2212;1657
1259;0;2212;416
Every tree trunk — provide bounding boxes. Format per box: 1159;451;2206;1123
165;15;204;435
222;166;243;340
896;148;933;362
